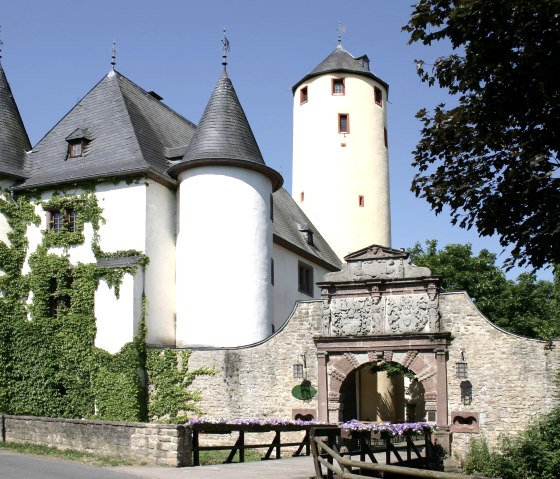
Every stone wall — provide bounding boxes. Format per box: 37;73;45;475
188;300;321;421
188;294;560;457
442;292;560;456
2;415;191;466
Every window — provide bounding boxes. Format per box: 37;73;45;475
339;114;349;134
359;195;365;207
298;261;313;296
384;127;388;148
271;258;275;286
48;274;72;318
332;78;345;95
270;194;273;222
300;191;304;202
68;141;83;158
300;86;308;104
374;87;383;107
49;209;78;232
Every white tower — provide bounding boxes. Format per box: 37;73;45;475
292;44;391;260
169;69;283;347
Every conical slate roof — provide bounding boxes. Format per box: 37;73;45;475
0;62;31;179
292;44;389;93
169;71;282;190
14;70;196;190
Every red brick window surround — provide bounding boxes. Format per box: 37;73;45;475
300;86;308;104
339;114;349;134
374;86;383;107
332;78;345;95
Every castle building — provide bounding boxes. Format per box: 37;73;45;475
0;43;392;350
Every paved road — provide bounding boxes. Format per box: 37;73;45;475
0;450;316;479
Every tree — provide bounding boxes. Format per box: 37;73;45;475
404;0;560;270
410;240;560;339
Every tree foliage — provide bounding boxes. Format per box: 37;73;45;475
404;0;560;270
410;240;560;339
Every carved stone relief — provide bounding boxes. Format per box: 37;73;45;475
386;294;438;333
330;297;373;336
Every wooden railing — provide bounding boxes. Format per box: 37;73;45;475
310;426;492;479
188;423;312;466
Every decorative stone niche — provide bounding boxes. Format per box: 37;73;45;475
450;411;480;433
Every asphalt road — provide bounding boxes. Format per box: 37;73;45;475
0;450;316;479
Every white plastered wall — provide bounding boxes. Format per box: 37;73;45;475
292;73;391;260
175;165;273;347
144;180;176;346
272;242;330;330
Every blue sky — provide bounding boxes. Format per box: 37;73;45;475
2;0;550;279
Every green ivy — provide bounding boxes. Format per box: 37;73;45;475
0;183;209;422
369;361;416;380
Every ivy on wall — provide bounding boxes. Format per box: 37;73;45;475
0;183;208;422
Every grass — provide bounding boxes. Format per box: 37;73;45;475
198;449;264;465
0;441;134;467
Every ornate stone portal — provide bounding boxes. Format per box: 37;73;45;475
314;245;452;450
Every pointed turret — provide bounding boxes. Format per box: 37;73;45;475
0;62;30;180
173;70;282;347
169;71;282;190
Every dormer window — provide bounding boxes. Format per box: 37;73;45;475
69;141;83;158
65;128;93;159
298;224;314;246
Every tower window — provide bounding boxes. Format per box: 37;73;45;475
332;78;345;95
271;258;275;286
339;114;349;134
374;87;383;107
384;127;388;148
359;195;365;207
270;194;274;222
300;86;308;104
298;261;314;296
300;191;305;202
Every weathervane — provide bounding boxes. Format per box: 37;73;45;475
337;22;346;45
221;29;230;70
111;41;117;71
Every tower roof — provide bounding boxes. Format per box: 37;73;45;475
0;62;31;179
168;71;282;190
292;45;389;93
14;70;196;191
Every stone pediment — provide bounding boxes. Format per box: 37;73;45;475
343;244;409;262
323;245;433;283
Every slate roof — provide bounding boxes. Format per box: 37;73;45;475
0;62;31;179
292;44;389;93
273;188;341;271
14;70;196;190
168;71;283;190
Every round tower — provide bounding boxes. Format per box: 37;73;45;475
169;70;282;347
291;44;391;260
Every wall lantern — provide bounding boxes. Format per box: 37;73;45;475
455;349;468;379
293;354;307;379
460;380;473;405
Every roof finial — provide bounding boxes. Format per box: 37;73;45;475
337;22;346;46
221;29;230;71
111;40;117;70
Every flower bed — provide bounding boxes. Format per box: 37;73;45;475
340;419;433;437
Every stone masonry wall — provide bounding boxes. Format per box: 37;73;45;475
187;300;322;446
2;415;192;466
188;294;560;458
441;292;560;457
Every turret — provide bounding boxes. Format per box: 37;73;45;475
291;44;391;260
169;69;282;347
